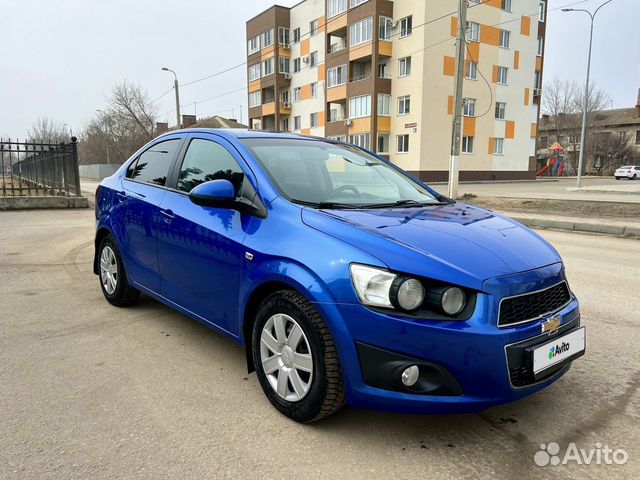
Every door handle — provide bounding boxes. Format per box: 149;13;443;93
116;191;128;204
160;209;175;224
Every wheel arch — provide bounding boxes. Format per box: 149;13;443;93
93;227;113;275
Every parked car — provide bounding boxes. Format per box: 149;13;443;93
94;129;585;422
614;165;640;180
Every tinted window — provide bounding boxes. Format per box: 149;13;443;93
127;139;180;186
177;138;245;195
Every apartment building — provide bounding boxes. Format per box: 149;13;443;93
246;0;548;181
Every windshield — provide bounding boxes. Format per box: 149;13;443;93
241;138;442;208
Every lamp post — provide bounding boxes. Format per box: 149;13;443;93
562;0;612;187
162;67;181;129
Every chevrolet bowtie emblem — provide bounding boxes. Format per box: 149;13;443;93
541;315;562;334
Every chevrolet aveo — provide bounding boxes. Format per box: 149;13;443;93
94;129;586;422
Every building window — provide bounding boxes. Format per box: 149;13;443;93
310;19;319;36
534;71;542;91
350;133;370;149
293;28;301;43
294;116;301;130
499;30;510;48
350;17;373;46
280;89;290;104
400;15;413;37
248;63;261;81
293;87;301;102
328;135;347;142
310;112;319;128
279;57;290;74
493;137;505;155
501;0;512;12
467;21;480;42
281;118;290;132
465;61;478;80
310;51;319;67
311;82;318;98
248;91;261;108
537;36;544;56
378;62;388;79
463;98;476;117
247;36;260;55
397;134;409;153
329;108;340;122
636;131;640;144
539;1;546;22
497;66;508;85
327;64;347;87
293;58;301;73
398;95;410;115
262;57;274;77
495;102;506;119
348;94;372;118
379;16;393;39
328;0;347;19
399;56;412;77
377;133;390;154
378;94;391;116
350;0;369;7
278;27;290;46
462;136;474;154
261;29;274;48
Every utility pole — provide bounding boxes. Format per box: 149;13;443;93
448;0;467;199
162;67;181;129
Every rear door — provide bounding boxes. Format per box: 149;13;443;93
120;136;184;292
156;134;257;335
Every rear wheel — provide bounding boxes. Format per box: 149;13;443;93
615;177;621;180
633;174;637;180
252;290;345;422
98;235;140;307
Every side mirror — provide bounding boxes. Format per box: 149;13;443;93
188;179;267;219
189;179;236;208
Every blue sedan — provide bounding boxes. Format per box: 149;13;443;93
94;129;585;422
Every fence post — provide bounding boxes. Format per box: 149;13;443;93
71;137;81;196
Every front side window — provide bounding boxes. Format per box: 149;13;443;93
539;1;546;22
397;134;409;153
293;28;301;43
262;57;275;77
377;133;389;154
502;0;512;12
249;91;261;108
293;58;301;73
279;57;290;74
400;16;413;37
310;51;319;67
242;138;440;207
311;82;318;98
493;137;505;155
310;19;319;36
398;95;410;115
349;95;372;118
537;36;544;56
349;133;370;149
248;36;260;55
278;27;290;46
350;17;373;46
399;57;412;76
127;139;181;186
293;87;301;102
310;112;319;128
497;66;508;85
462;136;474;154
248;63;261;81
294;116;301;130
177;139;245;195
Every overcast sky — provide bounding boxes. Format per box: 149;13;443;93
1;0;638;139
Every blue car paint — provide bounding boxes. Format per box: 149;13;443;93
95;128;580;414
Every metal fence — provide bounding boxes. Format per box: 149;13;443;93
0;138;81;197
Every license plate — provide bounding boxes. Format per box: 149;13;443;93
533;327;586;374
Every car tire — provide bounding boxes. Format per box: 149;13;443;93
633;174;637;180
615;177;621;180
98;235;140;307
252;290;345;422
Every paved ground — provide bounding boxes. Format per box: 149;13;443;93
430;177;640;204
1;208;638;480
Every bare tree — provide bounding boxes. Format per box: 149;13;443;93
27;117;70;143
79;81;158;165
588;132;638;176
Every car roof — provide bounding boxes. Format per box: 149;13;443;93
156;128;328;142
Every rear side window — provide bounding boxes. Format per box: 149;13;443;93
126;139;180;186
177;138;245;195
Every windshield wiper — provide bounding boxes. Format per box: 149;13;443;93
364;199;450;209
291;199;364;209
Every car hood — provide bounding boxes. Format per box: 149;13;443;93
301;202;561;290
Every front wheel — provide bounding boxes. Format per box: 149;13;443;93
252;290;345;422
98;235;140;307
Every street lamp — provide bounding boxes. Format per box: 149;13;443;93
162;67;181;129
562;0;613;187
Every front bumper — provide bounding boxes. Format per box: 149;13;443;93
314;263;582;414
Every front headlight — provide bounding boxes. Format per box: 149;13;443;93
349;264;396;308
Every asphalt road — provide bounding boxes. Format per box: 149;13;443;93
1;208;638;480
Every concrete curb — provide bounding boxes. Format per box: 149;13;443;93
508;215;638;238
0;196;89;211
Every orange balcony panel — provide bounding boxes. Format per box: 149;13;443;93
524;87;530;106
377;116;391;132
521;16;531;36
348;117;371;134
301;38;310;56
349;42;372;61
278;46;291;58
463;116;476;137
378;41;392;57
488;137;494;154
480;25;500;47
261;45;275;61
466;42;480;62
443;56;455;77
514;50;520;70
249;80;261;93
327;84;347;102
279;105;291;115
531;122;538;138
262;102;276;116
327;14;347;33
447;95;454;115
451;17;458;37
318;67;326;82
301;84;312;101
535;56;543;71
505;120;515;139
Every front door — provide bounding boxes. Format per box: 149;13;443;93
157;134;255;335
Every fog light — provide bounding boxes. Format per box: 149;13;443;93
401;365;420;387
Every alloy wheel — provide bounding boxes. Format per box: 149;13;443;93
259;313;313;402
100;245;118;295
